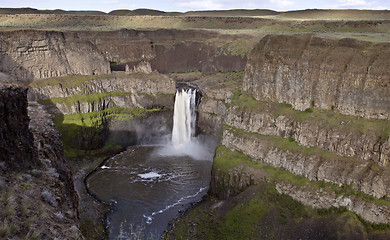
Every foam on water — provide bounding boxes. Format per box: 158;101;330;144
138;172;162;179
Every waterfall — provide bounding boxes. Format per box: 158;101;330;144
157;87;215;160
171;88;196;147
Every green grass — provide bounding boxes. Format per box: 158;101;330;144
80;217;106;240
38;92;131;106
29;74;110;88
220;196;272;238
53;107;162;159
165;181;386;239
229;91;390;140
219;38;259;57
213;145;249;171
54;107;160;127
214;142;390;207
228;90;259;110
2;14;390;43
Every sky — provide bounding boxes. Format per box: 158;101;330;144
1;0;389;13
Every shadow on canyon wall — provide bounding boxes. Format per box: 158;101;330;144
39;96;174;159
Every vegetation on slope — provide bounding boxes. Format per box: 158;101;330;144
229;90;390;140
165;184;386;239
29;74;109;88
38;92;131;106
215;143;390;206
165;145;390;239
54;107;161;159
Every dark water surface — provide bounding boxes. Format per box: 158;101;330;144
86;145;213;239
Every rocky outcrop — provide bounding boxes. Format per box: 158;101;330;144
222;128;390;199
126;61;153;74
0;29;250;82
29;72;175;115
28;101;79;215
79;29;248;74
30;73;174;100
0;30;110;81
0;85;36;169
275;183;390;224
225;107;390;166
179;39;390;224
210;147;390;224
243;34;390;120
0;86;82;239
48;93;173;115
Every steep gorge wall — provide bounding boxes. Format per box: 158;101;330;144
195;35;390;224
0;30;110;81
0;86;82;238
243;34;390;120
225;107;390;166
0;29;249;82
29;72;176;115
78;29;248;74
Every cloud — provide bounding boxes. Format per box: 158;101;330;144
337;0;368;7
270;0;295;7
101;0;120;4
175;0;223;10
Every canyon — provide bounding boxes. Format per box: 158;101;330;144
0;8;390;239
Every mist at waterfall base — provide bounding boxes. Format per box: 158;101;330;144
86;88;216;239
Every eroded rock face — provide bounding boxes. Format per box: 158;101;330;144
0;29;250;82
225;107;390;166
0;85;35;169
29;73;175;115
221;129;390;199
243;34;390;120
0;87;82;239
275;183;390;224
0;30;110;81
79;29;248;74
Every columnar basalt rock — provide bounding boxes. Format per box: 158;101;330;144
243;34;390;120
0;29;249;82
224;107;390;166
221;129;390;199
29;73;175;100
0;30;110;81
275;183;390;224
28;73;176;115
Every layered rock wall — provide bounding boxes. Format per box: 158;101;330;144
243;34;390;120
0;30;110;81
79;29;247;74
0;29;249;82
225;107;390;166
222;129;390;199
194;34;390;224
29;73;175;115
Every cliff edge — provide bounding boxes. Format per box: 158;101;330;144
0;85;82;239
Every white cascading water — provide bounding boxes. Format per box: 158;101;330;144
171;88;197;147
